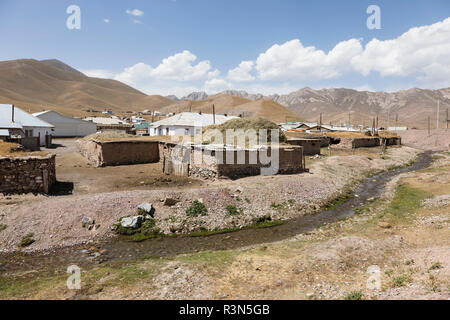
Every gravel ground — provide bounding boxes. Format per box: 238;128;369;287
399;129;450;151
0;146;420;253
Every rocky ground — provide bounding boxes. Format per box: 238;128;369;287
0;151;448;300
0;145;419;253
399;129;450;151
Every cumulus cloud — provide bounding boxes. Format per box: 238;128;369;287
255;38;363;81
103;18;110;23
254;17;450;86
126;9;144;17
84;18;450;97
227;61;255;82
82;69;115;79
351;17;450;85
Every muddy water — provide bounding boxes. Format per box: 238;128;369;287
0;152;433;273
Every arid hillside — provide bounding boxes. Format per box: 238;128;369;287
0;59;173;117
182;87;450;128
272;87;450;128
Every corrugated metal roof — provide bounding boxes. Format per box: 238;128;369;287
134;122;150;130
83;117;129;125
151;112;238;128
0;104;54;129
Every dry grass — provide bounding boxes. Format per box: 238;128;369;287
203;117;287;146
0;141;47;157
327;132;369;138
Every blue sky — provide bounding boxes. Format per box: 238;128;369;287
0;0;449;96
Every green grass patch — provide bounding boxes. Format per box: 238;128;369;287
323;191;353;211
392;273;412;287
380;184;430;220
0;224;7;233
19;233;35;247
186;200;208;217
343;291;364;300
187;217;284;237
225;204;242;216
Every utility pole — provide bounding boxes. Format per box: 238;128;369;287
348;111;351;128
447;108;449;130
212;104;216;125
437;100;440;129
428;116;431;136
395;114;398;131
319;113;322;131
387;109;390;130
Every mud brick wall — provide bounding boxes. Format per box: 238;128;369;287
77;139;159;167
0;154;56;194
338;137;381;149
287;139;321;155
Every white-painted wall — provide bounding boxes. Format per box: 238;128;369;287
23;127;52;146
150;125;201;137
35;111;97;137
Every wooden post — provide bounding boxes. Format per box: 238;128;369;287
437;100;440;129
446;108;449;130
213;104;216;125
319;113;322;131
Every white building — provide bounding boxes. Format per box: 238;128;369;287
0;104;54;146
149;112;238;137
33;110;97;137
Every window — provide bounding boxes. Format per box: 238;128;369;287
25;129;33;137
185;128;190;136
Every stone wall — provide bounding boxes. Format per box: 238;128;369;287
161;142;304;179
337;137;381;149
287;138;321;155
0;154;56;194
77;139;159;167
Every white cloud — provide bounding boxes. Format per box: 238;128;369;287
351;17;450;85
227;61;255;82
151;51;212;81
103;18;110;23
255;38;363;81
83;18;450;97
82;69;115;79
126;9;144;17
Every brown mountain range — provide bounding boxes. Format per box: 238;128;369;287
0;59;173;117
1;59;449;128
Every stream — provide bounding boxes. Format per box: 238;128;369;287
0;151;433;274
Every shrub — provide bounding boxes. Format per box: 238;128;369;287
392;274;412;287
225;205;242;216
20;233;35;247
428;262;443;271
255;214;272;224
343;291;363;300
0;224;7;233
186;200;208;217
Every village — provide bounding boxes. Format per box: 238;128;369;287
1;99;449;299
